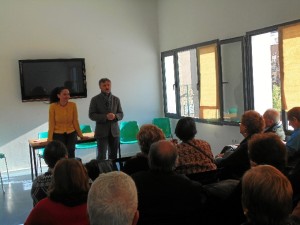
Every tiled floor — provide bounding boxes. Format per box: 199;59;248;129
1;170;32;225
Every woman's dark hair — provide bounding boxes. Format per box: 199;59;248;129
287;107;300;121
84;159;100;181
48;158;90;206
44;140;67;168
175;117;197;142
241;110;265;135
248;133;287;172
49;86;69;103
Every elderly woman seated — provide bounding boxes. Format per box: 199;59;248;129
174;117;217;183
122;124;165;175
216;110;265;180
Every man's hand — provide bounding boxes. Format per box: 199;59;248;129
107;113;116;120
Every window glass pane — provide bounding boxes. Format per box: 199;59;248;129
164;55;177;114
178;49;199;118
251;31;280;115
221;41;244;122
197;43;220;120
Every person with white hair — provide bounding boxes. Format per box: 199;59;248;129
263;108;285;141
87;171;139;225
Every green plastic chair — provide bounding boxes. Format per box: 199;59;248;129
120;121;139;144
75;125;97;149
119;121;140;158
152;117;172;138
0;153;9;193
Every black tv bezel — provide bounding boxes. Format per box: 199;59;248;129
19;58;87;102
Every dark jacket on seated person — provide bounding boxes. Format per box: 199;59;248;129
122;153;149;175
131;170;208;225
132;140;214;225
216;137;251;180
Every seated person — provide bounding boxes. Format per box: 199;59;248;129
88;171;139;225
131;140;208;225
84;159;100;181
25;158;90;225
31;140;67;206
123;124;165;175
242;165;294;225
216;110;265;180
248;132;287;172
286;107;300;167
173;117;217;183
263;108;286;140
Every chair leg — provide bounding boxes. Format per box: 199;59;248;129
118;143;121;158
0;170;5;194
4;157;9;180
39;155;42;174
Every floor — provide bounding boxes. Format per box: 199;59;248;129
1;146;139;225
1;169;32;225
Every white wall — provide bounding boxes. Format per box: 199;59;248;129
157;0;300;154
0;0;161;171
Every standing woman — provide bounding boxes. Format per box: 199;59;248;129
48;87;86;158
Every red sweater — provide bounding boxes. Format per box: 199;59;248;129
24;198;89;225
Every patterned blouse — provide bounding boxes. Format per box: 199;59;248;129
175;139;217;175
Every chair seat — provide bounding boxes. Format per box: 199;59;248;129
75;142;97;149
120;140;138;144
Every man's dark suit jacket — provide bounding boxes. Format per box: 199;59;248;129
89;93;123;138
131;170;208;225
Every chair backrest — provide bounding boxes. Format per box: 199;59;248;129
152;117;172;138
80;124;93;133
38;131;48;139
120;121;139;143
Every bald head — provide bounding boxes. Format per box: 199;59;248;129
149;140;178;172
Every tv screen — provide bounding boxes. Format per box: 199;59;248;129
19;58;87;102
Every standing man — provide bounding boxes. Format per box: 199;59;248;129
89;78;123;160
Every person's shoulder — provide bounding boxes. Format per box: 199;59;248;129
111;94;121;100
68;102;77;107
90;93;102;101
130;170;149;180
194;138;211;147
49;102;57;108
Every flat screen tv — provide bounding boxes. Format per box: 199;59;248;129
19;58;87;102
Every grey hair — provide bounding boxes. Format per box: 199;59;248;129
87;171;138;225
263;108;280;122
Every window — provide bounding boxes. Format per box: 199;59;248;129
177;49;198;118
161;41;221;122
250;30;280;114
220;38;245;123
161;19;300;129
248;21;300;130
161;53;177;115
